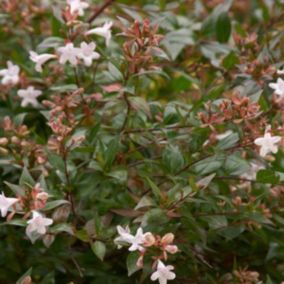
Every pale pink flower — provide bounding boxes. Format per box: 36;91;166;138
0;61;20;85
151;260;176;284
254;132;281;157
0;192;18;217
78;42;100;66
85;21;113;46
57;43;80;66
67;0;89;16
29;51;56;72
269;78;284;99
17;86;42;108
115;226;146;252
26;211;53;241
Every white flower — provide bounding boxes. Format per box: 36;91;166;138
277;69;284;75
254;132;281;157
78;42;100;66
67;0;89;16
0;61;20;85
269;78;284;99
57;43;81;66
0;192;18;217
17;86;42;108
85;21;113;46
115;226;146;252
29;51;56;73
26;211;53;241
151;260;176;284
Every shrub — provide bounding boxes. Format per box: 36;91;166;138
0;0;284;283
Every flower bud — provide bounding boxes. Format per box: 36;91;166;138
136;255;144;268
0;137;8;146
52;204;71;222
165;245;178;254
19;276;32;284
0;147;8;155
161;233;174;245
43;234;55;248
143;232;156;247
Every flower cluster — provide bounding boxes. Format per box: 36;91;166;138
0;116;47;167
115;226;178;284
1;0;284;282
0;183;53;243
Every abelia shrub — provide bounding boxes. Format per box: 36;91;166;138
0;0;284;283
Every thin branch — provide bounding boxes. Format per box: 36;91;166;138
214;175;284;186
88;0;115;24
124;124;192;134
120;92;131;132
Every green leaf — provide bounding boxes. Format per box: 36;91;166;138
91;241;106;261
48;153;65;172
50;223;74;235
224;153;250;175
265;276;274;284
4;219;27;227
135;196;154;210
193;154;225;175
201;0;233;38
216;132;239;150
19;168;35;187
256;169;280;184
145;177;161;199
108;62;123;81
206;215;228;230
16;267;32;284
104;138;120;170
196;173;216;189
42;200;70;211
126;252;141;276
216;12;231;43
218;225;245;240
5;182;25;196
37;36;64;52
50;84;78;92
162;145;184;174
162;29;194;60
223;51;239;69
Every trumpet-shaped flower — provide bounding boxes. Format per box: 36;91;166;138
0;192;18;217
0;61;20;85
78;42;100;66
151;260;176;284
269;78;284;99
115;226;146;252
57;43;81;66
85;21;113;46
26;211;53;241
67;0;89;16
17;86;42;108
29;51;56;72
254;132;281;157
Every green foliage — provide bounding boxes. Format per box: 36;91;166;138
0;0;284;283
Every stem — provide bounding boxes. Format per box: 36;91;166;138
120;92;131;132
88;0;115;24
63;150;77;218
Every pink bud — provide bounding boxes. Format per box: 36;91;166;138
161;233;174;245
143;232;156;247
165;245;178;254
0;137;8;146
136;255;144;268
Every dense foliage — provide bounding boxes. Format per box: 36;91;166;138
0;0;284;283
